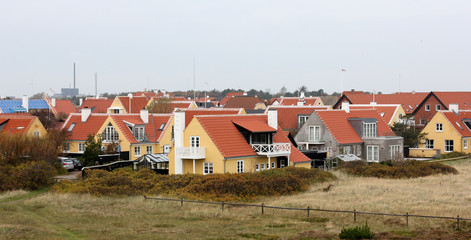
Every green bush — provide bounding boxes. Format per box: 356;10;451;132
340;160;457;179
339;222;375;239
438;151;470;159
51;167;336;201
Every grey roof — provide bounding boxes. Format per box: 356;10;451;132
335;154;361;162
137;153;169;163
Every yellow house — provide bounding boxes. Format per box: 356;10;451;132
0;113;47;138
419;107;471;154
108;95;153;114
169;109;311;175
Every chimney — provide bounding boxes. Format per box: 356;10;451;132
81;108;92;122
267;109;278;129
22;95;29;112
51;98;56;107
79;98;83;106
174;110;185;174
449;103;459;114
297;101;304;106
140;109;149;124
342;102;350;113
128;93;133;99
243;92;247;96
300;91;305;99
370;101;377;105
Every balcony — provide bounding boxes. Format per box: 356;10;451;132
251;143;291;157
176;147;206;159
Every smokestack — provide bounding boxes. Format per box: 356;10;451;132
73;62;76;89
95;72;97;97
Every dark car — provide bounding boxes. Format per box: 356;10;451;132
70;158;83;170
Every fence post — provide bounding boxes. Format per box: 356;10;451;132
261;203;264;215
353;209;357;223
181;198;183;207
222;201;225;211
457;215;460;230
307;206;310;218
406;212;409;226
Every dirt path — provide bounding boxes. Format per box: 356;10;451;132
54;170;81;181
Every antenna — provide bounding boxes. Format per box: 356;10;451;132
95;72;98;97
193;57;196;101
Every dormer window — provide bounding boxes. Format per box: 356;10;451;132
363;122;377;138
436;105;441;111
102;123;119;142
298;115;309;128
134;126;145;141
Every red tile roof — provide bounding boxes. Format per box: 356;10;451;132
315;110;395;144
348;104;401;125
62;114;109;140
117;96;150;113
53;100;77;115
273;129;311;163
266;106;330;130
110;114;172;143
219;91;244;106
433;92;471;110
172;101;194;110
182;108;242;128
232;119;277;133
441;111;471;138
78;98;113;113
337;92;428;114
275;97;321;106
223;96;264;110
0;113;37;135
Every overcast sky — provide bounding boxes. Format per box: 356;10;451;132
1;0;470;97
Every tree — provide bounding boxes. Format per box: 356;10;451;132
391;119;427;147
278;86;287;96
82;134;103;166
147;97;173;113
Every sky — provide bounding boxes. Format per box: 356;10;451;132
1;0;470;97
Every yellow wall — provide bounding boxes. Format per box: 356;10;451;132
419;112;467;154
109;97;126;113
26;117;47;137
316;98;324;106
390;106;406;126
293;161;311;168
409;148;440;158
254;103;267;110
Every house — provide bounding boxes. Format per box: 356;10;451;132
45;98;77;117
347;104;405;126
223;96;266;110
78;97;113;113
264;105;330;133
0;96;49;114
270;93;324;106
218;91;244;107
295;104;403;162
0;113;47;137
168;109;311;175
411;91;471;126
418;105;471;154
108;95;152;114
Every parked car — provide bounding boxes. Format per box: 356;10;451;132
70;158;83;171
58;157;74;171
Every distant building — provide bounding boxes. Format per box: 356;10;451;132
60;88;79;98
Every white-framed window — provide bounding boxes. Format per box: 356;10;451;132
102;123;119;142
425;139;434;149
363;122;377;138
255;164;260;172
134;126;145;141
344;145;352;154
280;160;286;168
237;160;244;173
425;104;430;111
190;136;200;148
33;131;40;137
298;116;309;128
146;145;153;154
163;145;170;153
271;162;275;169
436;105;441;111
101;146;106;152
78;143;85;152
389;145;401;159
436;123;443;132
367;145;379;162
464;140;468;149
63;142;70;152
356;145;362;157
261;163;265;170
134;146;141;156
324;147;332;156
308;126;321;142
445;140;454;152
203;162;213;175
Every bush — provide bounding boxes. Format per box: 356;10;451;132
339;160;457;179
339;222;375;239
1;161;56;191
51;167;337;201
438;151;470;159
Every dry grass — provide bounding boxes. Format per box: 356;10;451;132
1;159;471;239
0;190;27;201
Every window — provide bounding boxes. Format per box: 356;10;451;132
271;162;275;169
298;116;309;128
308;126;321;142
463;120;471;131
280;160;286;168
367;145;379;162
134;126;145;141
146;145;153;154
63;142;70;152
436;123;443;132
445;140;454;152
102;123;119;142
203;162;213;175
425;104;430;111
134;146;141;156
163;145;170;153
425;139;434;149
344;145;352;154
158;123;165;130
68;123;76;132
255;164;260;172
33;131;40;137
261;163;265;170
79;143;85;152
363;122;377;138
464;140;468;149
190;136;200;148
324;147;332;156
389;145;401;159
237;160;244;173
436;105;441;111
356;145;362;157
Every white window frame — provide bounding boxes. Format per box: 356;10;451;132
255;164;260;172
190;136;200;148
134;126;145;141
163;145;170;153
464;139;468;149
134;146;141;157
237;160;244;173
271;162;275;169
280;159;286;168
261;163;265;171
298;116;309;128
356;145;362;157
436;105;441;111
444;140;454;152
367;145;379;162
425;104;430;111
389;145;401;159
436;123;443;132
308;126;321;142
102;124;119;142
33;131;40;137
363;122;377;138
146;145;153;154
203;162;213;175
63;142;70;152
78;142;85;152
425;139;434;149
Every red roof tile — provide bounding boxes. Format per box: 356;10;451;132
315;110;395;144
348;105;401;125
0;113;37;135
441;111;471;138
273;129;310;163
117;96;150;113
433;92;471;110
223;96;264;110
78;98;113;113
219;91;244;106
276;97;321;106
266;106;330;130
62;114;109;140
53;100;77;115
182;108;242;128
110;114;172;144
338;92;428;114
232;119;277;133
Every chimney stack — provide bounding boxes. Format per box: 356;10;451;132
79;98;83;106
449;103;459;114
140;109;149;124
342;102;350;113
22;95;29;112
81;108;92;122
267;109;278;129
51;98;56;107
174;110;185;174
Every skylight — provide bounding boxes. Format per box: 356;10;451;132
158;123;165;130
380;112;385;117
456;121;463;130
68;123;76;132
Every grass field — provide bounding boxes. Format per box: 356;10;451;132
1;159;471;239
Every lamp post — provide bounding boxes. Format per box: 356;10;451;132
9;127;25;144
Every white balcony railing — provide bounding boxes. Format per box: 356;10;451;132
251;143;291;156
176;147;206;159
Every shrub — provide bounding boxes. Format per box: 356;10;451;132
438;151;470;159
339;222;375;239
339;160;457;179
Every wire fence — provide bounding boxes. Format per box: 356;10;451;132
144;196;470;230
